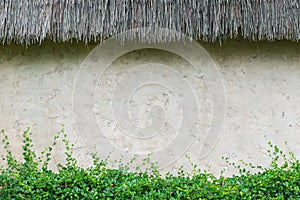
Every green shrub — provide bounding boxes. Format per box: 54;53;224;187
0;127;299;199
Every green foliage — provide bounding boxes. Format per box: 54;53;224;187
0;127;299;199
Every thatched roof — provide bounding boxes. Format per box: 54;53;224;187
1;0;300;45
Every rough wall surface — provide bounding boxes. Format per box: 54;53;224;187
0;40;299;175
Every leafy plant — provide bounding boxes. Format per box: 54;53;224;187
0;127;299;199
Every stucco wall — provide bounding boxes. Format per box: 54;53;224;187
0;40;299;175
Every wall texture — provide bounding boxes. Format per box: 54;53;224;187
0;40;299;176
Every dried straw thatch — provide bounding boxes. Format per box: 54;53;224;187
0;0;300;45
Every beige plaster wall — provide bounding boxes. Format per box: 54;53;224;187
0;40;299;176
